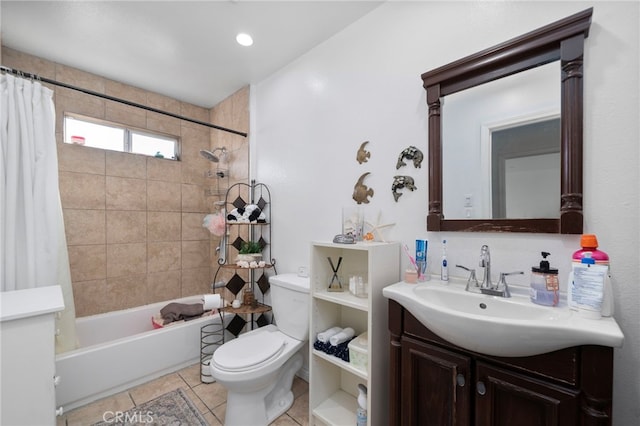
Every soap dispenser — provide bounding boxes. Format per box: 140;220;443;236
530;252;559;306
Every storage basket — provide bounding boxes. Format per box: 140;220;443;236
348;332;368;371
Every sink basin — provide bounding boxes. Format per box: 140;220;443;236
383;280;624;357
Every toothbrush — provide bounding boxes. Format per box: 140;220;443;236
441;239;449;281
403;244;419;273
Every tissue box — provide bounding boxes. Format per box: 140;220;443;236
348;332;368;371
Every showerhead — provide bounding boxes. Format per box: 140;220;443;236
199;147;228;163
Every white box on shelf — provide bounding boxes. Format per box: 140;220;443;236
348;332;368;372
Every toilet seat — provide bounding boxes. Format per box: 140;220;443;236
214;331;286;372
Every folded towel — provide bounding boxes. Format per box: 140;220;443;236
330;327;355;346
317;326;343;343
160;302;204;324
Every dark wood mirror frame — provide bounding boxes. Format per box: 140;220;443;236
422;8;592;234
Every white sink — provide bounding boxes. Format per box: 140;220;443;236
383;280;624;357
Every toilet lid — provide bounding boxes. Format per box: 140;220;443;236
214;332;286;371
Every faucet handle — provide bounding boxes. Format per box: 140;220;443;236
456;264;479;292
497;271;524;298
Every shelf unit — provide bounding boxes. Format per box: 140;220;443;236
213;181;275;339
309;241;399;426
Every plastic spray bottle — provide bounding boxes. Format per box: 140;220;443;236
356;384;367;426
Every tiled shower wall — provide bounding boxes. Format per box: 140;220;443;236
2;46;249;317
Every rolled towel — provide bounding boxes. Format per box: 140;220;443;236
329;327;355;346
160;302;204;324
317;326;343;343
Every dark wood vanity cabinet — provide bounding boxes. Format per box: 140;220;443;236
389;300;614;426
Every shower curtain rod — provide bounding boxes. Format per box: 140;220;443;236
0;65;248;138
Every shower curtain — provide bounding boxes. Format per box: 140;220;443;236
1;72;77;352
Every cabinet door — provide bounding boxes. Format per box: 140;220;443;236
475;362;579;426
401;337;471;426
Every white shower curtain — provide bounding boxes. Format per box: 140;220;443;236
1;73;77;352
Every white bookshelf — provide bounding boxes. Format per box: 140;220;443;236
309;241;400;426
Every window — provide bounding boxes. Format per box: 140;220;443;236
64;114;179;160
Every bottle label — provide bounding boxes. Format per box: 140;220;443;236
571;263;607;312
545;275;559;291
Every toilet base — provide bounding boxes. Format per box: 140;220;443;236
224;352;303;426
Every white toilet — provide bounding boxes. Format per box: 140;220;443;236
210;273;309;426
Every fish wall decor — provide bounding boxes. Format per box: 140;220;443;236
356;141;371;164
392;175;417;202
353;172;374;204
396;146;424;169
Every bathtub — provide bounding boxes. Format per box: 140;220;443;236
55;296;224;411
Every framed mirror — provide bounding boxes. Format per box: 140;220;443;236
422;8;592;234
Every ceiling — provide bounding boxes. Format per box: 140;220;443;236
1;1;383;108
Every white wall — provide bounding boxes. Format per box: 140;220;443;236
253;2;639;424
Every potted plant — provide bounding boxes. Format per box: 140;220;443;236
237;241;262;262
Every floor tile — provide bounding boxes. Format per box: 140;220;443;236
62;363;308;426
64;391;134;426
128;372;188;405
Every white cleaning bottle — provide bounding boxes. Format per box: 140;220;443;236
441;239;449;281
356;384;367;426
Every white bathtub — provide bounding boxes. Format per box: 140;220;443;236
55;296;224;411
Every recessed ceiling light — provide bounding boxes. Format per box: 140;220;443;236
236;33;253;47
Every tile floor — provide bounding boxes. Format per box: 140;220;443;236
56;363;309;425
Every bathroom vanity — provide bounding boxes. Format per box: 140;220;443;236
388;299;616;425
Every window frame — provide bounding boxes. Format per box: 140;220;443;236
63;113;181;161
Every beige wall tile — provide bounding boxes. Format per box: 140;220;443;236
181;162;206;185
106;210;147;244
105;99;146;129
147;157;181;182
106;176;147;210
106;151;147;179
147;211;181;242
182;240;210;269
182;183;207;213
58;143;106;175
181;126;211;163
59;172;106;209
147;271;182;303
181;267;211;297
146;111;180;136
107;243;147;278
63;209;106;246
148;241;181;272
146;92;181;115
182;213;209;241
68;245;106;282
147;180;181;211
2;47;56;80
105;79;146;105
106;274;147;311
56;64;105;93
72;279;107;317
181;103;210;126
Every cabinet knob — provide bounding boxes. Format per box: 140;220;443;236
53;375;61;387
55;406;64;417
456;374;466;387
476;381;486;396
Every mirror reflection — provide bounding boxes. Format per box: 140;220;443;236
442;62;560;220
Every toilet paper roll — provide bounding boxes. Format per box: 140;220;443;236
202;294;222;310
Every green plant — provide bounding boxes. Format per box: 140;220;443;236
239;241;262;254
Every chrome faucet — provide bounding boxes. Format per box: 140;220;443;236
479;245;492;289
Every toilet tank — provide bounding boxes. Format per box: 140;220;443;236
269;274;310;341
